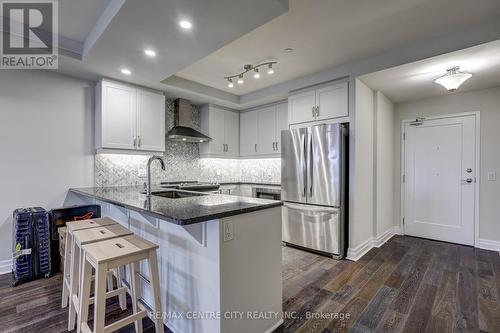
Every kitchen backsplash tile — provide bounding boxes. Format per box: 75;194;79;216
95;100;281;187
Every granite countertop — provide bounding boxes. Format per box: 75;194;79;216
69;186;283;225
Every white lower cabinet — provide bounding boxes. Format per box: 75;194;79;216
239;102;288;158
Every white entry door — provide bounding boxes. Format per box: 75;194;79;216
403;115;476;245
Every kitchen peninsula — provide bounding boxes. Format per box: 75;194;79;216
67;186;283;333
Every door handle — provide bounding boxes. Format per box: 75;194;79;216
138;136;141;148
133;136;137;148
316;106;320;117
461;178;473;184
226;144;228;152
255;143;257;152
312;106;315;118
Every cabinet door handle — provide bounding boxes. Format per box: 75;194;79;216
316;106;320;117
312;106;315;118
255;143;258;152
138;136;141;148
133;136;137;148
226;144;229;152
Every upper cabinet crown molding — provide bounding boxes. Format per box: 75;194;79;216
200;104;240;158
95;79;165;153
288;80;348;125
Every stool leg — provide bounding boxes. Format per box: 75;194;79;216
130;262;143;333
148;250;164;333
94;262;108;333
67;241;81;330
107;271;114;292
61;231;71;308
116;267;127;311
78;254;92;333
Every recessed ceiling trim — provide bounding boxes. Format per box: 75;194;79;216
82;0;126;57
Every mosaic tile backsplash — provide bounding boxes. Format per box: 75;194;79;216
95;100;281;187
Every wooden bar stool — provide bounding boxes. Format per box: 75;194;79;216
78;235;164;333
67;224;133;331
61;217;118;309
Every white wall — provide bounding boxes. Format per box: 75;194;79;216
374;91;395;237
351;79;375;249
394;86;500;244
0;70;94;270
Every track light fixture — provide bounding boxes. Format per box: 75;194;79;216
224;61;277;87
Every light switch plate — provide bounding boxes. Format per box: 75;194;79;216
487;172;496;181
223;221;234;242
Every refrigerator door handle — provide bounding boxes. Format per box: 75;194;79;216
307;129;313;198
302;133;307;198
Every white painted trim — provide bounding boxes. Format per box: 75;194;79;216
0;259;12;275
477;239;500;254
400;112;481;247
346;226;401;261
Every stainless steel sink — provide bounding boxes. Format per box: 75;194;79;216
150;190;208;199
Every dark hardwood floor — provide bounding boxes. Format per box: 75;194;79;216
280;235;500;333
1;235;499;332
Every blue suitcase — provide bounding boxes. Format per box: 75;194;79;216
12;207;51;286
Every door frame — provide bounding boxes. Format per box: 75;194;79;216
400;111;480;247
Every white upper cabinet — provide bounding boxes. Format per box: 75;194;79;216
258;106;277;155
275;102;288;154
239;102;288;158
200;105;239;158
137;89;165;152
99;81;137;150
288;81;348;125
96;79;165;152
288;90;316;125
239;111;258;157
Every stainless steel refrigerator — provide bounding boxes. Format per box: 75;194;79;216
281;123;348;258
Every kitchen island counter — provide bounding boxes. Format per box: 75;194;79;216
70;186;282;225
66;186;283;333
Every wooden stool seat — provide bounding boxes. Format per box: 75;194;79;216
78;235;164;333
62;218;119;309
67;223;133;330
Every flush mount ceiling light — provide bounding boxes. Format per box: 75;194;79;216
434;66;472;92
179;20;192;30
121;68;131;75
224;61;277;87
144;49;156;57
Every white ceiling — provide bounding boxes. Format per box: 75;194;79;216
59;0;112;43
360;39;500;104
56;0;288;90
175;0;500;96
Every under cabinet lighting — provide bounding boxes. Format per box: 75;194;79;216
121;68;131;75
253;68;260;79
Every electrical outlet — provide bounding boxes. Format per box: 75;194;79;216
488;171;496;181
223;221;233;242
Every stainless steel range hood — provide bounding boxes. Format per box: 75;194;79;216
167;98;212;143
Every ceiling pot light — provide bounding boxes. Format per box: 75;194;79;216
237;74;244;84
284;47;294;53
179;20;192;30
144;49;156;57
267;63;274;75
227;78;234;88
434;66;472;92
253;68;260;79
121;68;131;75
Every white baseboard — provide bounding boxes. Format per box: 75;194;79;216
346;226;400;261
477;238;500;254
0;259;12;275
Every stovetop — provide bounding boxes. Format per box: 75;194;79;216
160;181;220;191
